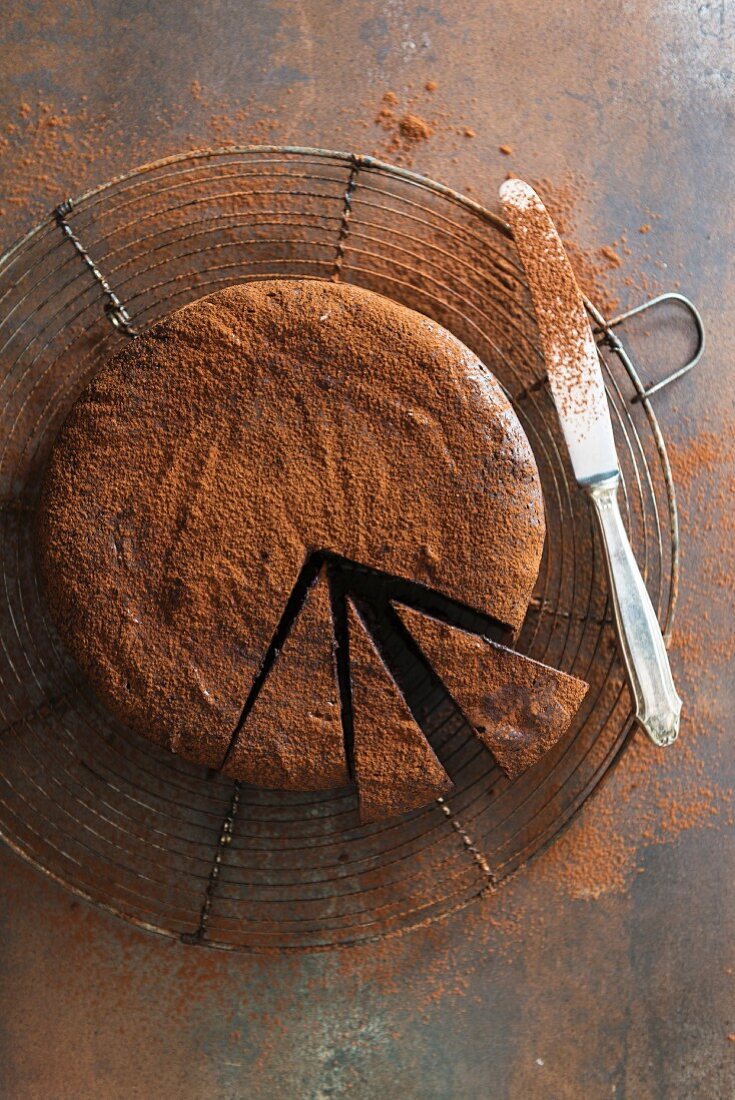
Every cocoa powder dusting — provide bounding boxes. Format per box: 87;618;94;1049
221;569;349;791
501;178;605;433
347;600;453;822
600;244;623;268
38;279;552;814
1;85;639;330
397;113;432;142
668;424;735;672
395;605;587;779
0;92;281;241
527;173;626;316
370;85;482;166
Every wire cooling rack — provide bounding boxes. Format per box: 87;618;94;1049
0;147;703;951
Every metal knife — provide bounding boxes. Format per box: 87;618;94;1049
499;178;681;747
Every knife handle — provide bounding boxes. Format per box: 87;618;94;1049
586;475;681;747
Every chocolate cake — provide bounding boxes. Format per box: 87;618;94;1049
37;278;587;820
394;604;588;778
346;599;453;822
221;569;348;789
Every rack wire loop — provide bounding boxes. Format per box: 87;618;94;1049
53;198;137;336
597;293;704;401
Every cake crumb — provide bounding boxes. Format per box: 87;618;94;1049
639;223;651;233
499;144;513;155
425;80;437;92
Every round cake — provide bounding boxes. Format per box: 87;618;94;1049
37;279;579;820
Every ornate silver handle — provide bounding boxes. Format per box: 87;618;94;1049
586;475;681;747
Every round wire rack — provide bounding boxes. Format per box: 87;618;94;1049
0;147;701;951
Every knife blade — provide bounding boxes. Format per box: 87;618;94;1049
499;178;681;747
499;178;619;486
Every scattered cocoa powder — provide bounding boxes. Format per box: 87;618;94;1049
0;82;648;333
668;424;735;671
600;244;623;268
369;86;477;166
533;703;732;903
529;173;626;315
0;93;283;240
374;103;396;127
668;430;726;489
397;113;432;142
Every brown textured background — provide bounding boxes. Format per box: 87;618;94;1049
0;2;733;1097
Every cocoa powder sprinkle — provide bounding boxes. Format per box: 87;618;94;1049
397;113;432;142
37;279;549;807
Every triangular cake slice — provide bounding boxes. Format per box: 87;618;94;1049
394;604;588;780
346;599;453;823
222;570;349;789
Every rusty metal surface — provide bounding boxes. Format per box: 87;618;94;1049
0;2;733;1098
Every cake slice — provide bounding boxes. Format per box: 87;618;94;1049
346;599;453;823
222;570;348;789
394;604;588;779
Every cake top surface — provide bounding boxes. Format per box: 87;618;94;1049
37;278;546;781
